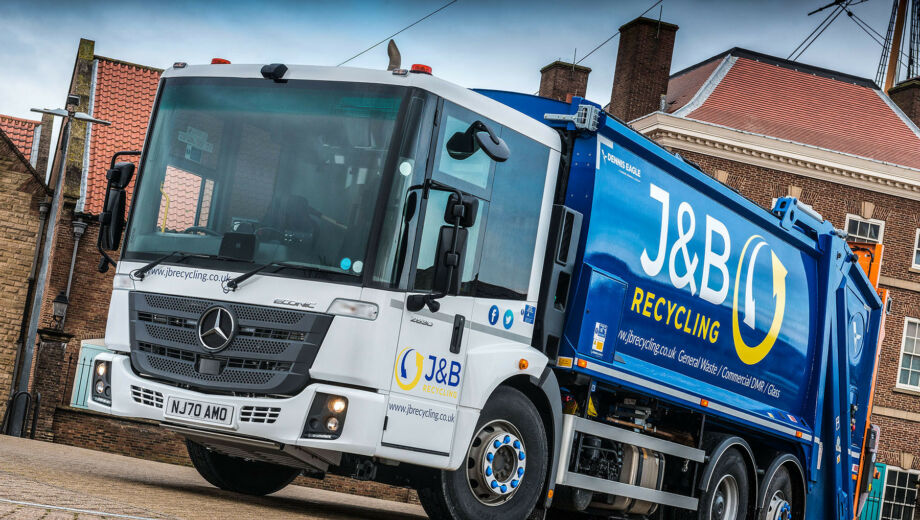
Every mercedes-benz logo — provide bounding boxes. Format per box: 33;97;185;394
197;306;237;352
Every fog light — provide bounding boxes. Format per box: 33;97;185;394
95;379;106;394
303;392;348;439
96;363;107;377
328;397;347;414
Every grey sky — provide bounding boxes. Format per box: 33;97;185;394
0;0;902;154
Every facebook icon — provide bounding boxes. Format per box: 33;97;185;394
488;305;500;326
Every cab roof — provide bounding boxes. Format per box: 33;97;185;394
161;63;561;151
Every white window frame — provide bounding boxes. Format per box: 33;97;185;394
897;317;920;391
880;466;920;520
844;214;885;244
912;229;920;270
845;214;885;244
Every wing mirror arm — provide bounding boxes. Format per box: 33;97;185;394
405;181;474;313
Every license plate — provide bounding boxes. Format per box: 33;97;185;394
165;397;233;426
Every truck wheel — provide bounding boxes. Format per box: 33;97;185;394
699;448;749;520
760;467;793;520
417;386;547;520
186;439;300;495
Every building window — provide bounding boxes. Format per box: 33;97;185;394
899;318;920;389
913;229;920;269
845;214;885;244
881;467;918;520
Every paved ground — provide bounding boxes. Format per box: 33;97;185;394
0;436;427;519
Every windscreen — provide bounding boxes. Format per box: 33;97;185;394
124;77;408;279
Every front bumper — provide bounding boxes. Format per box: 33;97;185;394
88;353;385;458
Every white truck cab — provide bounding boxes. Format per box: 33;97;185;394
89;61;563;518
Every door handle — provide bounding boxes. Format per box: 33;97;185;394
450;314;465;354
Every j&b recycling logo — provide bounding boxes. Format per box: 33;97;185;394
731;235;787;365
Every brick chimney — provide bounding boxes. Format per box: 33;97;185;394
889;77;920;128
609;17;679;122
33;113;53;177
539;61;591;102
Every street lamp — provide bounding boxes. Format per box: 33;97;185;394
50;291;68;330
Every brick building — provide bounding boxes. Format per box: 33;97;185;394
539;16;920;520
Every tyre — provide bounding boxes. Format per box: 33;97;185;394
698;448;749;520
759;467;793;520
417;386;548;520
185;439;300;496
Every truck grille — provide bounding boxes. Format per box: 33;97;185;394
129;292;332;396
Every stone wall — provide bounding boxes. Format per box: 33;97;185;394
0;133;49;421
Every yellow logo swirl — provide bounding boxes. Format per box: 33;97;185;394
732;235;787;365
394;347;424;391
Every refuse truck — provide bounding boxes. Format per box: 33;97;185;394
88;57;887;520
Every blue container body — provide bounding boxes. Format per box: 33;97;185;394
478;90;884;520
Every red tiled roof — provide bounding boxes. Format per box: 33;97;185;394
671;52;920;170
84;57;161;214
0;114;40;162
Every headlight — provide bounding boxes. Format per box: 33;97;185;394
327;396;347;414
326;299;378;320
302;393;348;439
91;360;112;406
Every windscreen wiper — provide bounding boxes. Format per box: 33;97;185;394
131;251;236;280
224;261;316;292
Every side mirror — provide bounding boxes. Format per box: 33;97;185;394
443;193;479;228
108;162;135;189
97;151;141;272
446;120;510;163
98;188;126;251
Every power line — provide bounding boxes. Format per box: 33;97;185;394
790;1;851;61
848;9;911;69
788;4;841;59
574;0;664;65
337;1;457;67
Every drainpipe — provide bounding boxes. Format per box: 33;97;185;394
9;200;51;400
61;216;89;327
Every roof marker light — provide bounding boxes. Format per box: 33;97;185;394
172;62;187;69
211;58;231;64
410;64;432;75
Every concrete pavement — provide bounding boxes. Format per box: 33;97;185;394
0;435;427;519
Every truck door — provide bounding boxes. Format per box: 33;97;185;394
383;102;492;456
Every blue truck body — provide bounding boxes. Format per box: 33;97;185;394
479;90;884;519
